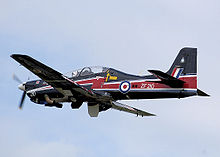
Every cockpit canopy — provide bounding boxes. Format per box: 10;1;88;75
64;66;109;78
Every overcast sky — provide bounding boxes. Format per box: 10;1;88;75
0;0;219;157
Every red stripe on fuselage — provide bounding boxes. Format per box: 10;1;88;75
75;77;107;90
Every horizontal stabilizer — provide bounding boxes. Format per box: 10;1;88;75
197;89;210;96
111;101;156;117
148;70;185;88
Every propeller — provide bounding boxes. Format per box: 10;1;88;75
13;73;22;84
19;91;26;109
13;73;27;109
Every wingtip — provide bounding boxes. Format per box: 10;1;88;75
141;112;156;117
11;54;28;59
140;114;156;117
10;54;15;58
148;113;156;117
10;54;21;59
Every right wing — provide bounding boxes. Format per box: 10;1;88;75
111;101;156;117
11;54;108;101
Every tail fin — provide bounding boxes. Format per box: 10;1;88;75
166;48;197;90
167;47;209;96
167;47;197;76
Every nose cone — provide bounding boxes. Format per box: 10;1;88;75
18;83;26;91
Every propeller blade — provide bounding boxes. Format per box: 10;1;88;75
19;91;26;109
13;73;22;84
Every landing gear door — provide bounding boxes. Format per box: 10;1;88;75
88;104;99;117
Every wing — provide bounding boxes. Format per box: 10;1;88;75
148;70;185;88
111;101;155;117
11;54;107;101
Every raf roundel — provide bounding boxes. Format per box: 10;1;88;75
119;81;131;93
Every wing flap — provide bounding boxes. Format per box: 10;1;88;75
148;70;185;88
111;101;155;117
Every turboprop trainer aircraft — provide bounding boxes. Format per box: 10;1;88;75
11;47;209;117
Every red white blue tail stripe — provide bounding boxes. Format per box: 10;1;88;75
171;67;184;79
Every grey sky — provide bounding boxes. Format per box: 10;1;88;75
0;0;219;157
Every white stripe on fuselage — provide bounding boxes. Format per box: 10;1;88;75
93;88;197;91
27;85;53;94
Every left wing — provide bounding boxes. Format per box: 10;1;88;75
111;101;156;117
